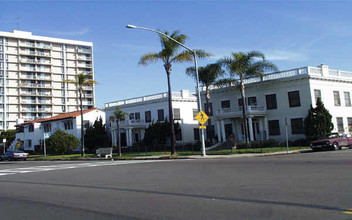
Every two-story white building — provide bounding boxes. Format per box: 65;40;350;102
203;64;352;143
13;108;105;151
104;90;199;147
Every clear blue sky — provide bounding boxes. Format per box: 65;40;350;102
2;1;352;108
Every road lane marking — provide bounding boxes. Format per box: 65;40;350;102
0;160;167;176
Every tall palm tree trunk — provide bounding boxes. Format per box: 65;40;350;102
79;89;85;157
240;80;249;144
164;64;176;155
205;86;212;142
118;120;122;157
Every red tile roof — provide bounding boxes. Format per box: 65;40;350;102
17;108;103;126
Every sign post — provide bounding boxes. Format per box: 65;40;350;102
2;139;6;154
43;133;50;157
195;111;209;155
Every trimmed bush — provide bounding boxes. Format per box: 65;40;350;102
46;130;79;154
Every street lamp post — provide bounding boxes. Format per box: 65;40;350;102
126;24;206;156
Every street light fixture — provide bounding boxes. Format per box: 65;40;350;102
126;24;206;156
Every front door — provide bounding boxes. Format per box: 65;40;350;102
225;123;233;138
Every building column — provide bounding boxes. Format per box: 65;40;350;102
220;120;226;142
248;117;254;141
110;130;115;146
128;128;133;146
264;117;269;140
216;120;221;142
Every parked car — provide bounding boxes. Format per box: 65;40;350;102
0;151;29;161
310;133;352;151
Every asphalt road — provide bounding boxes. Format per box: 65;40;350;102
0;150;351;219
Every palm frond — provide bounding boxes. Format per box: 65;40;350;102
170;51;193;63
62;79;78;85
194;49;213;58
139;53;162;65
214;78;238;88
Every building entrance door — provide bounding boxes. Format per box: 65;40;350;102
225;123;233;138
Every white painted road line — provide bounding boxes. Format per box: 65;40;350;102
0;160;163;177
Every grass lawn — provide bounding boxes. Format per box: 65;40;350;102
28;154;95;160
27;146;311;160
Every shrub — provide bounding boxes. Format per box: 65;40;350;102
46;130;79;154
84;117;109;153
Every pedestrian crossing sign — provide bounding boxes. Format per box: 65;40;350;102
195;110;209;125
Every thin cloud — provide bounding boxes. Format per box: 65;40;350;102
45;28;90;36
207;48;308;62
265;50;308;62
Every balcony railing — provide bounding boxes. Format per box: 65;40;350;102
216;106;266;116
21;108;37;112
38;108;51;112
77;48;92;53
37;92;52;96
38;100;51;104
21;91;37;95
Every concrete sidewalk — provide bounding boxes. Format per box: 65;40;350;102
132;149;312;160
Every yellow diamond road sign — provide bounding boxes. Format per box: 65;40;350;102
195;110;209;125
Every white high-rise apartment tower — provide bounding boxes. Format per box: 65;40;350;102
0;30;95;130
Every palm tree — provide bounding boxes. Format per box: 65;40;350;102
112;107;128;157
63;73;97;157
109;115;116;147
218;51;278;144
139;30;211;155
186;63;224;142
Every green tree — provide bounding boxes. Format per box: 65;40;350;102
186;63;225;141
46;130;80;154
139;30;211;155
110;107;128;157
218;51;278;143
63;73;97;157
304;99;334;141
143;120;181;146
84;117;109;153
0;130;16;151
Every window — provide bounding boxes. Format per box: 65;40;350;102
173;108;181;120
193;128;200;141
248;97;257;106
290;118;304;134
135;112;140;121
221;100;230;109
176;128;182;141
129;112;141;121
344;92;351;107
238;98;243;107
314;89;321;103
158;109;164;121
43;124;51;132
288;91;301;107
348;117;352;133
204;103;213;116
145;111;151;123
84;121;90;130
336;117;344;132
192;109;198;120
265;94;277;110
130;113;135;120
64;120;73;130
268;120;280;136
333;91;341;106
28;125;34;132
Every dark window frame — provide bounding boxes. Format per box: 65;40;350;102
266;94;277;110
288;91;301;107
145;111;151;123
291;118;304;134
268;120;280;136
